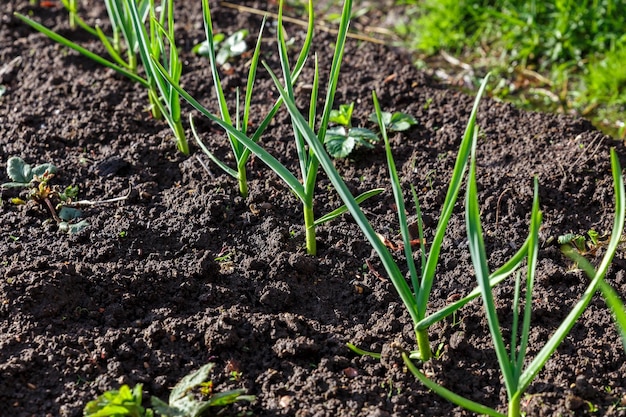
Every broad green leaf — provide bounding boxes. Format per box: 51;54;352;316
218;29;248;65
150;397;185;416
388;112;418;131
83;384;145;417
14;13;148;87
194;30;248;65
350;127;379;145
324;127;354;158
369;111;417;132
58;207;83;221
31;163;57;178
59;219;90;234
6;156;32;184
2;182;30;189
205;389;254;406
192;34;226;55
169;364;214;404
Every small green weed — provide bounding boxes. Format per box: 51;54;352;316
324;102;379;158
2;157;131;234
368;110;417;133
323;103;417;158
193;29;249;65
84;363;254;417
1;157;88;234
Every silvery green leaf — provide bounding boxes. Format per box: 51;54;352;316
6;156;32;184
369;111;417;132
1;182;30;189
350;127;379;145
169;363;214;404
58;206;83;221
31;163;57;177
67;220;89;234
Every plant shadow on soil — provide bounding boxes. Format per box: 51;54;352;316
1;1;625;416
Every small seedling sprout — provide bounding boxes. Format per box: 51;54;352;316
131;0;187;154
268;60;518;363
60;0;78;29
562;236;626;352
1;157;88;233
186;0;270;197
2;157;131;234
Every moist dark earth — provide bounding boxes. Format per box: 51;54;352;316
1;1;626;416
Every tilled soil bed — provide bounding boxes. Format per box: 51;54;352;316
1;1;626;416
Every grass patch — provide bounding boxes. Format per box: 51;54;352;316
393;0;626;138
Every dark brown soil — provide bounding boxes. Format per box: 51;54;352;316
1;1;625;416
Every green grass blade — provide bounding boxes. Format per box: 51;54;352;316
105;0;141;70
510;270;522;368
346;343;382;359
131;0;187;154
416;74;490;318
597;280;626;351
264;65;421;326
94;26;129;70
237;0;314;167
317;0;352;142
373;91;420;299
190;116;238;179
465;128;516;396
309;55;320;130
200;0;238;156
126;0;156;80
293;0;315;77
243;16;266;136
14;12;148;87
302;0;352;246
519;148;625;392
403;353;505;417
515;178;541;376
165;0;181;121
314;188;384;226
410;185;427;277
276;0;308;179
